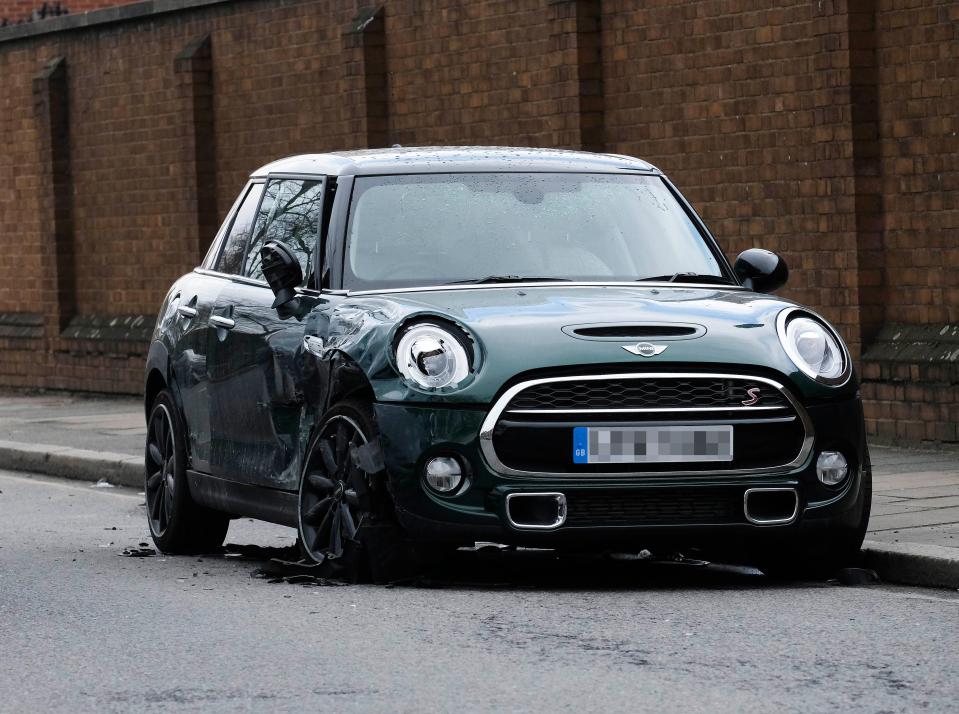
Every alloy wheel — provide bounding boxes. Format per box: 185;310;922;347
298;415;373;562
145;403;177;537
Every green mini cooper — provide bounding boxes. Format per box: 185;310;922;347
145;147;870;579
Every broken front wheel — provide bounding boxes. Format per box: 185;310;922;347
297;400;413;582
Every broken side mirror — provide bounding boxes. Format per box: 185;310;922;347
734;248;788;294
260;241;303;309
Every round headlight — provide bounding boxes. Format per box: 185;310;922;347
777;310;848;384
396;323;471;390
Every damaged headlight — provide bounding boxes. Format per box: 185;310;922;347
777;309;849;385
395;323;471;390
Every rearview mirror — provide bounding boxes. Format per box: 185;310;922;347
260;241;303;309
734;248;788;294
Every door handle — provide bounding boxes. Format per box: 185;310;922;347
177;305;198;319
209;315;235;330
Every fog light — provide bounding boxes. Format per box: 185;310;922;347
816;451;848;486
424;456;463;494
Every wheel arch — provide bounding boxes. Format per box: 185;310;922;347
326;350;376;411
144;340;186;420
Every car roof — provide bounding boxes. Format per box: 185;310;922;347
250;146;659;178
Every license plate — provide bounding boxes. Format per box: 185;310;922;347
572;426;733;464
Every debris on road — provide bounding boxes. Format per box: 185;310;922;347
120;543;156;557
224;542;360;586
222;542;301;561
252;560;349;587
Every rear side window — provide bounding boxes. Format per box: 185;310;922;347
244;178;325;284
217;183;264;275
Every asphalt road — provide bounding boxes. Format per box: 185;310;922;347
2;469;958;714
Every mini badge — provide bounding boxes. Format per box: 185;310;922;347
742;387;761;406
622;342;668;357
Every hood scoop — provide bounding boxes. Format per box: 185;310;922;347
562;322;706;342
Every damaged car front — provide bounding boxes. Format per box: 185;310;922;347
322;163;870;578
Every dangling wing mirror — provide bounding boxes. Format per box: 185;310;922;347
260;241;303;309
734;248;788;294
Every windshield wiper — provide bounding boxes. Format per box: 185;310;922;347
636;272;735;285
448;275;573;285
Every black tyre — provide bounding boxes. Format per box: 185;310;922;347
755;471;872;581
297;400;412;582
145;390;230;554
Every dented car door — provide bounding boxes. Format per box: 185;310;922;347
207;176;327;489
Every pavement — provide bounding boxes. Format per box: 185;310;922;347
0;391;145;486
1;389;958;588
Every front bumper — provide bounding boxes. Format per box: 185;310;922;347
372;396;869;551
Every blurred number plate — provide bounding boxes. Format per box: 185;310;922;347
572;426;733;464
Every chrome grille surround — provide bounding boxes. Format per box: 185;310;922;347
479;371;815;479
506;375;788;412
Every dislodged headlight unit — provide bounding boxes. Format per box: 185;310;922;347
395;322;473;390
776;308;850;385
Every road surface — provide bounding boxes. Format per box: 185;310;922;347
1;469;957;713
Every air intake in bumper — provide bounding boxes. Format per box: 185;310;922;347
743;488;799;525
505;493;567;530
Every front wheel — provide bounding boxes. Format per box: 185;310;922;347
298;400;415;582
145;390;230;554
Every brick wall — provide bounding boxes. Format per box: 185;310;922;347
604;1;866;356
858;0;959;444
386;1;559;147
0;0;956;445
876;0;959;326
0;0;137;24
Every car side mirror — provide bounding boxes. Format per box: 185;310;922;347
260;241;303;309
734;248;788;293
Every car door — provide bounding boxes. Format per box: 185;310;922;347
207;175;327;490
173;181;263;474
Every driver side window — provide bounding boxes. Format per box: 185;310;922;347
244;177;326;285
216;182;265;276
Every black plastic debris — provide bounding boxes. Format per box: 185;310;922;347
222;541;354;586
229;537;763;590
252;559;349;587
350;439;385;474
222;543;301;561
120;544;156;557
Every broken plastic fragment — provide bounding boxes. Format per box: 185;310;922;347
120;546;156;557
350;439;385;473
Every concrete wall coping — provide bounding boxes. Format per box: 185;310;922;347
0;0;238;44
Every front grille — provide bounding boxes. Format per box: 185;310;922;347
564;489;745;526
507;376;787;411
484;372;810;476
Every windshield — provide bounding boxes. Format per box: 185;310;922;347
344;173;727;290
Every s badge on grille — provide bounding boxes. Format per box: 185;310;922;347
742;387;761;406
622;342;668;357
